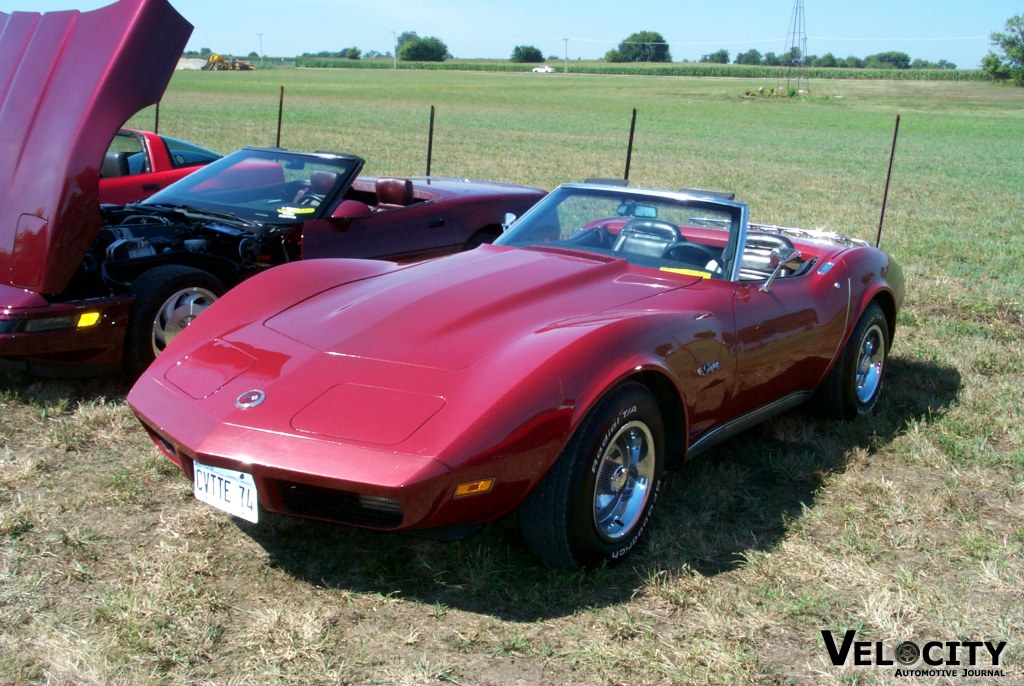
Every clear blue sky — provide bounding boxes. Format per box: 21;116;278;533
5;0;1020;69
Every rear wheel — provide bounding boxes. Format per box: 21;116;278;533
518;381;664;569
124;266;225;375
817;302;889;419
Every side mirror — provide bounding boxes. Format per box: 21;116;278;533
769;246;803;271
502;212;517;232
760;246;803;292
331;199;373;220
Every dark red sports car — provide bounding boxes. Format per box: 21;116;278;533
128;182;905;569
0;0;544;375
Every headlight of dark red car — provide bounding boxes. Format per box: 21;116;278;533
2;312;102;334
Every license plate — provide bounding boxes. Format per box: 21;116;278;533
193;460;259;523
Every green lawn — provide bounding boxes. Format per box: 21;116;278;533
2;68;1022;685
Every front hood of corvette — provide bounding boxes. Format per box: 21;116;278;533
0;0;192;295
265;245;692;371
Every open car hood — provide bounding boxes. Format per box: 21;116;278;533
0;0;192;295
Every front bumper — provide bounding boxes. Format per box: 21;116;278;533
130;370;462;531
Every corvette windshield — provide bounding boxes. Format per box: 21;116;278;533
141;148;363;224
496;185;743;279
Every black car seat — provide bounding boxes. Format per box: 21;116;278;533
612;218;680;257
101;151;131;178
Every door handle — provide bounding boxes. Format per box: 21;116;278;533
427;217;445;227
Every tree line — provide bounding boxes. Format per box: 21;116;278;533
602;31;956;69
720;48;953;70
260;14;1024;85
299;32;449;62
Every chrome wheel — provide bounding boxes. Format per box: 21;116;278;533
855;322;886;404
518;381;664;569
126;266;227;376
593;420;656;542
815;302;891;419
151;286;218;356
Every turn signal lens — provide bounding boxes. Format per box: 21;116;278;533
454;478;495;498
77;312;101;328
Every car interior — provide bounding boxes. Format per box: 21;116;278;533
541;216;812;282
342;177;436;212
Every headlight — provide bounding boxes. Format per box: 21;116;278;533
23;315;78;333
18;312;101;333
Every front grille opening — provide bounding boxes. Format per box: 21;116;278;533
278;481;403;529
144;425;179;462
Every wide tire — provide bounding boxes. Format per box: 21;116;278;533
817;302;890;419
124;266;225;376
518;381;664;569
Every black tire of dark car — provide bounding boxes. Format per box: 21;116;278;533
124;265;226;376
518;381;665;569
816;301;890;419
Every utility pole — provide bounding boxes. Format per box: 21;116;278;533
257;33;264;67
563;38;569;73
391;31;397;69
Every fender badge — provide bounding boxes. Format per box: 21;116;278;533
235;389;266;410
697;361;720;377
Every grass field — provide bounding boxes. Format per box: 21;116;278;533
2;69;1023;685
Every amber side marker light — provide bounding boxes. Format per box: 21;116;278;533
77;312;101;328
454;478;495;498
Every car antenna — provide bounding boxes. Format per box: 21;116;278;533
276;86;285;147
426;105;435;176
624;108;637;183
876;114;901;248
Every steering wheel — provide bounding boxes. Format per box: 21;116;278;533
665;242;721;274
297;192;324;207
567;225;613;248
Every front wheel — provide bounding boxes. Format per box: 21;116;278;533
124;266;226;376
518;381;664;569
817;302;890;419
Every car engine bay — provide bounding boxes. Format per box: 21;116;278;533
61;205;295;300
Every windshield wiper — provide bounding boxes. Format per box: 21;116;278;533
142;202;256;227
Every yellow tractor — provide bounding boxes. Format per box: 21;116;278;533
202;53;255;71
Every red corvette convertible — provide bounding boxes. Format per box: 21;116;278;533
0;0;543;375
128;183;905;569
